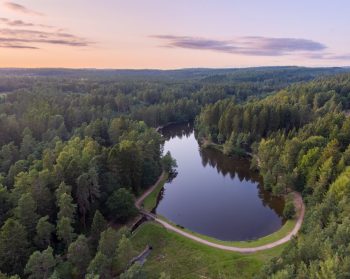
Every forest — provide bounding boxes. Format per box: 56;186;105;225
0;67;350;278
197;73;350;278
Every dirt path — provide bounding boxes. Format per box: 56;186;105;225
136;175;305;253
135;172;166;209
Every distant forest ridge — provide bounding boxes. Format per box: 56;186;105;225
0;66;349;81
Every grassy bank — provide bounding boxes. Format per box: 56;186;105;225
201;138;250;158
201;139;223;151
156;214;296;248
131;222;285;279
142;173;169;211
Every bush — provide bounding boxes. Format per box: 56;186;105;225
161;151;177;173
107;188;137;222
283;199;295;219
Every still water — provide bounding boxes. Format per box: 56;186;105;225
155;123;285;241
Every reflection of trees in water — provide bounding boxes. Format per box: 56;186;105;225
200;146;285;218
258;187;285;219
167;170;178;183
200;147;258;182
152;171;178;214
158;123;285;219
160;122;193;141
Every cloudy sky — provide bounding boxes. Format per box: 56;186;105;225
0;0;349;68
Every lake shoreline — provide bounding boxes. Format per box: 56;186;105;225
132;122;305;251
157;123;286;241
136;190;304;252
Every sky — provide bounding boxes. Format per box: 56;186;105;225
0;0;350;69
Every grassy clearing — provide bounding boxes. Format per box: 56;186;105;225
157;214;296;248
142;173;169;212
131;222;285;279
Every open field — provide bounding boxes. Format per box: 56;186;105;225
131;222;286;279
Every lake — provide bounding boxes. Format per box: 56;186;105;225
155;123;285;241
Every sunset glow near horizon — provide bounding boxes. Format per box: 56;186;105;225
0;0;350;69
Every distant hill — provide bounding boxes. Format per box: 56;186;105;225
0;66;348;82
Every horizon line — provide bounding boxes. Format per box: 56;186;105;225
0;65;349;71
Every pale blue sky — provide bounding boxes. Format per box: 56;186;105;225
0;0;349;68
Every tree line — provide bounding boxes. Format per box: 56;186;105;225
197;74;350;278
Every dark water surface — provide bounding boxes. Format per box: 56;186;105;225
155;123;285;241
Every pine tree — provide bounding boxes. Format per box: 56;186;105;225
25;246;56;279
35;216;55;249
116;235;134;270
90;210;107;250
98;228;119;258
57;193;76;220
67;235;91;276
56;217;75;248
15;193;39;236
0;218;30;275
20;128;36;159
76;168;100;227
87;252;111;279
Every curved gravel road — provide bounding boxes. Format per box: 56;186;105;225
136;175;305;253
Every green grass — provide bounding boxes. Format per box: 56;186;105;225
203;141;223;151
182;219;295;248
142;173;169;212
157;214;296;248
131;222;285;279
132;141;291;277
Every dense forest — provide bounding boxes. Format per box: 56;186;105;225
0;67;350;278
197;74;350;278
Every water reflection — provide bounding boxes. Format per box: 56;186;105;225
200;147;255;181
161;122;193;141
200;147;284;218
156;122;285;241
